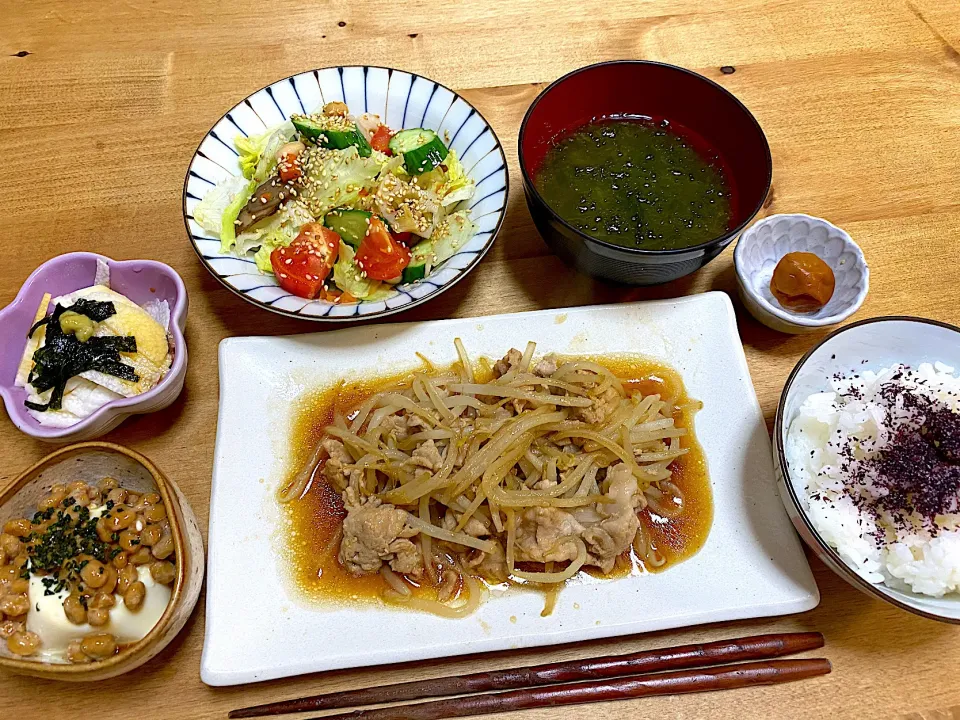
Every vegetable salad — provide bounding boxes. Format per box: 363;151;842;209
194;101;478;302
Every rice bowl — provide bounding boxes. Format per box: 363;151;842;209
785;362;960;597
774;316;960;623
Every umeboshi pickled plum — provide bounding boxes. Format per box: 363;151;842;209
770;252;836;312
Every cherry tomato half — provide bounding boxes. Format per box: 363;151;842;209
355;217;411;280
370;125;394;154
270;223;340;299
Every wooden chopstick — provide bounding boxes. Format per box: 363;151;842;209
304;659;832;720
229;632;824;718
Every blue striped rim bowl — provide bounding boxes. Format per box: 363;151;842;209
182;66;508;321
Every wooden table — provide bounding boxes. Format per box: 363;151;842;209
3;0;960;717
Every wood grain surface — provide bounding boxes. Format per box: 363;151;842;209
2;0;959;718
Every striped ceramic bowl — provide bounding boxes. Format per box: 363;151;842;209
182;66;508;322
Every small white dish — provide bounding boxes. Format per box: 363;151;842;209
203;293;819;686
774;316;960;624
734;213;868;334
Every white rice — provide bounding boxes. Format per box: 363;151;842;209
785;361;960;597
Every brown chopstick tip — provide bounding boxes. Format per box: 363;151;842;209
231;705;287;719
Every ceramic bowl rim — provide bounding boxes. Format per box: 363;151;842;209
0;252;188;440
0;442;194;675
517;59;773;258
182;65;509;323
734;213;870;328
774;315;960;624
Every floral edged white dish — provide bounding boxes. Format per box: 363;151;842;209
734;213;868;334
182;66;508;322
203;293;818;686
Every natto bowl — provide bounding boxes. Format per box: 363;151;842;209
774;316;960;623
519;60;772;286
0;442;206;679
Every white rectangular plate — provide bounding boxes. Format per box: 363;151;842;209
203;293;819;686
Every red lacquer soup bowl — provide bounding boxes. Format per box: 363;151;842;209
519;61;772;286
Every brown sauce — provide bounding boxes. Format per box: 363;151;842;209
280;355;712;609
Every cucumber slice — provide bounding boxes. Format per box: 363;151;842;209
400;264;427;284
401;239;435;283
320;127;372;157
292;115;372;157
389;128;438;154
324;209;372;249
349;129;373;158
389;128;449;174
291;115;333;140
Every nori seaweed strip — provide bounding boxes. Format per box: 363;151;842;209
24;300;139;412
26;297;115;339
27;315;51;339
67;298;117;322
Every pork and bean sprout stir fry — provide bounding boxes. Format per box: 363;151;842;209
281;341;702;617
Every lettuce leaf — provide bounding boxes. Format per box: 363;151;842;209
437;149;475;206
235;120;296;183
219;180;257;253
371;149;398;173
432;210;478;265
253;238;281;273
366;286;395;301
236;201;315;259
414;149;475;207
193;175;252;237
299;146;381;218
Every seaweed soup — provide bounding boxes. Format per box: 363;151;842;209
534;115;734;251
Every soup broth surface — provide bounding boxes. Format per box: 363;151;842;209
535;118;733;251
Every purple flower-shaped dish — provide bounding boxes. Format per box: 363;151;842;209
0;253;188;442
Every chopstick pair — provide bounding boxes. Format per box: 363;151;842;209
229;632;829;720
